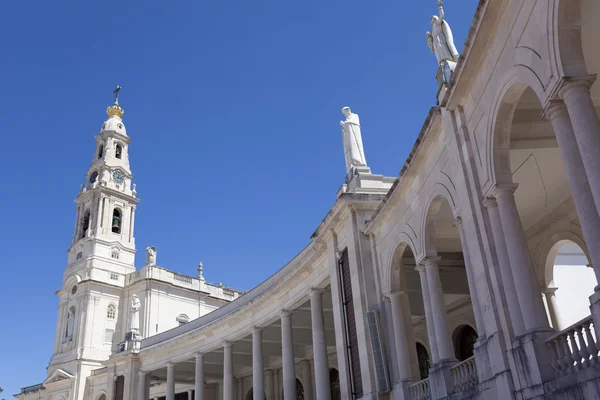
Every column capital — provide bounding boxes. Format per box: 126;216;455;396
251;326;263;335
415;264;427;273
541;98;568;121
482;196;498;209
383;290;404;299
223;341;233;349
166;362;175;369
544;286;558;295
195;352;205;359
138;370;147;377
309;288;325;298
559;74;597;98
419;256;441;267
280;310;292;318
492;183;519;199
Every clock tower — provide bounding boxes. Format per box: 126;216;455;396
67;86;138;276
46;88;140;399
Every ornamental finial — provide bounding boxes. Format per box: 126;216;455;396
106;85;124;119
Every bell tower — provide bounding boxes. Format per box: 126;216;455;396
46;88;139;399
67;85;138;275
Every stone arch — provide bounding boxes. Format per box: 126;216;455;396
421;186;459;258
554;0;588;77
383;233;419;294
451;324;478;361
539;230;590;287
94;392;107;400
485;66;548;188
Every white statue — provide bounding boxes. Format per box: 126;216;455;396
340;107;367;171
65;308;75;339
145;246;157;266
130;294;141;332
426;1;459;66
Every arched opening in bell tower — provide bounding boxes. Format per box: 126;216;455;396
112;209;121;234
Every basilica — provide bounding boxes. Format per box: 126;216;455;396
16;0;600;399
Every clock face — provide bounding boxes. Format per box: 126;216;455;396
89;171;99;183
112;170;124;185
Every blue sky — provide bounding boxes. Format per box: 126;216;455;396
0;0;478;395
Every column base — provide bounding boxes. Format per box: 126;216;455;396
429;359;457;399
511;329;554;400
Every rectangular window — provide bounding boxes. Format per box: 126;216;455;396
338;248;363;398
104;328;114;344
110;273;119;280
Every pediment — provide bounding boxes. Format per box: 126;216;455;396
43;369;74;386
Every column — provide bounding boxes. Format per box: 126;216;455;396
423;257;455;361
252;328;265;400
454;217;485;335
416;265;440;363
265;370;275;400
166;363;175;400
560;76;600;214
195;353;204;400
494;185;550;332
543;287;560;329
302;360;314;400
483;198;526;336
386;292;416;381
223;342;234;400
237;379;243;400
308;289;331;400
546;100;600;286
137;371;148;400
187;390;193;400
281;311;297;399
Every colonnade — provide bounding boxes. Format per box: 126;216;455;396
385;77;600;388
137;289;332;400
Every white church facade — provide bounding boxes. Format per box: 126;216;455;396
16;0;600;399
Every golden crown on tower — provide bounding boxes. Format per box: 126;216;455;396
106;103;124;118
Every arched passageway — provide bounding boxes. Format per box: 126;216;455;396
544;240;593;330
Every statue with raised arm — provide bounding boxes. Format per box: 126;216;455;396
145;246;157;267
340;106;367;171
426;0;459;66
130;294;141;332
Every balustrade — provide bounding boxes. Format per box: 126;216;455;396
409;378;431;400
546;315;600;376
451;356;478;392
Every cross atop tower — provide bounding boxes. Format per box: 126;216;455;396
113;85;123;105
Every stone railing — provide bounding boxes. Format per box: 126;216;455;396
451;356;478;392
173;273;193;284
409;378;431;400
546;315;599;376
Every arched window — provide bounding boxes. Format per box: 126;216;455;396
176;314;189;326
98;145;104;159
107;303;116;319
416;343;431;380
81;210;91;239
453;325;478;361
115;144;122;159
111;209;121;234
65;306;76;340
330;368;341;400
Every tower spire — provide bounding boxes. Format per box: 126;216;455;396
107;85;124;119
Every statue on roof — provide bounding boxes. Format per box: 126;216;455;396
130;294;141;333
426;0;459;66
145;246;157;267
340;107;367;171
